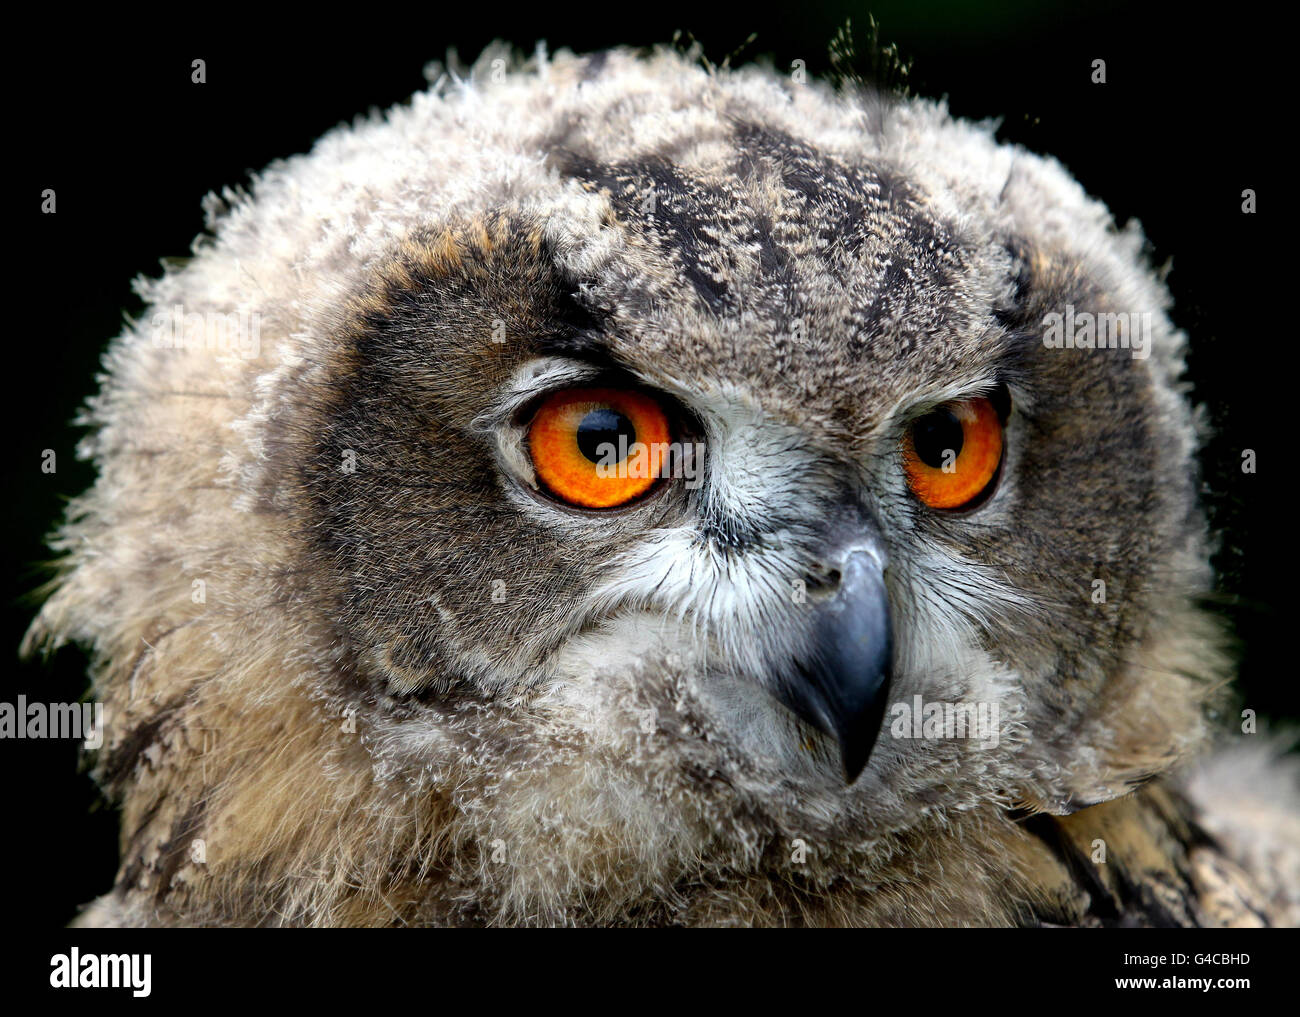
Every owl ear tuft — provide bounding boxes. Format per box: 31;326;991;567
992;235;1033;328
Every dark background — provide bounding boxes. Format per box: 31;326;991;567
7;2;1287;925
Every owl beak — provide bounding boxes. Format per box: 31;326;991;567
777;546;893;784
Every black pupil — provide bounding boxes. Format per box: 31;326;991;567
577;408;636;463
912;408;964;468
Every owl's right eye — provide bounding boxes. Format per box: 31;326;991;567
527;387;672;508
901;394;1005;510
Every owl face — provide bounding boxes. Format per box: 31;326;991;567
265;51;1210;832
34;47;1222;923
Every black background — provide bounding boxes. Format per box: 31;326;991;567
7;1;1288;927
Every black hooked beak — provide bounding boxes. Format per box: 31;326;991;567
774;541;893;784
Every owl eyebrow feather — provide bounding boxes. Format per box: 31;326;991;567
524;281;630;370
531;326;619;367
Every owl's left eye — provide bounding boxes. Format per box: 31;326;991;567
902;394;1005;510
527;387;672;508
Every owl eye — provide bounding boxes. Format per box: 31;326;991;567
902;395;1005;510
527;387;672;508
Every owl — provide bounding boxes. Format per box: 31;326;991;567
25;45;1299;927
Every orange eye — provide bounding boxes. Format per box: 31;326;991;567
527;387;671;508
902;396;1004;510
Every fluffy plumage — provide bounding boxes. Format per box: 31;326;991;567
26;45;1298;926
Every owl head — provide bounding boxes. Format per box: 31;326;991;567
28;46;1225;926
